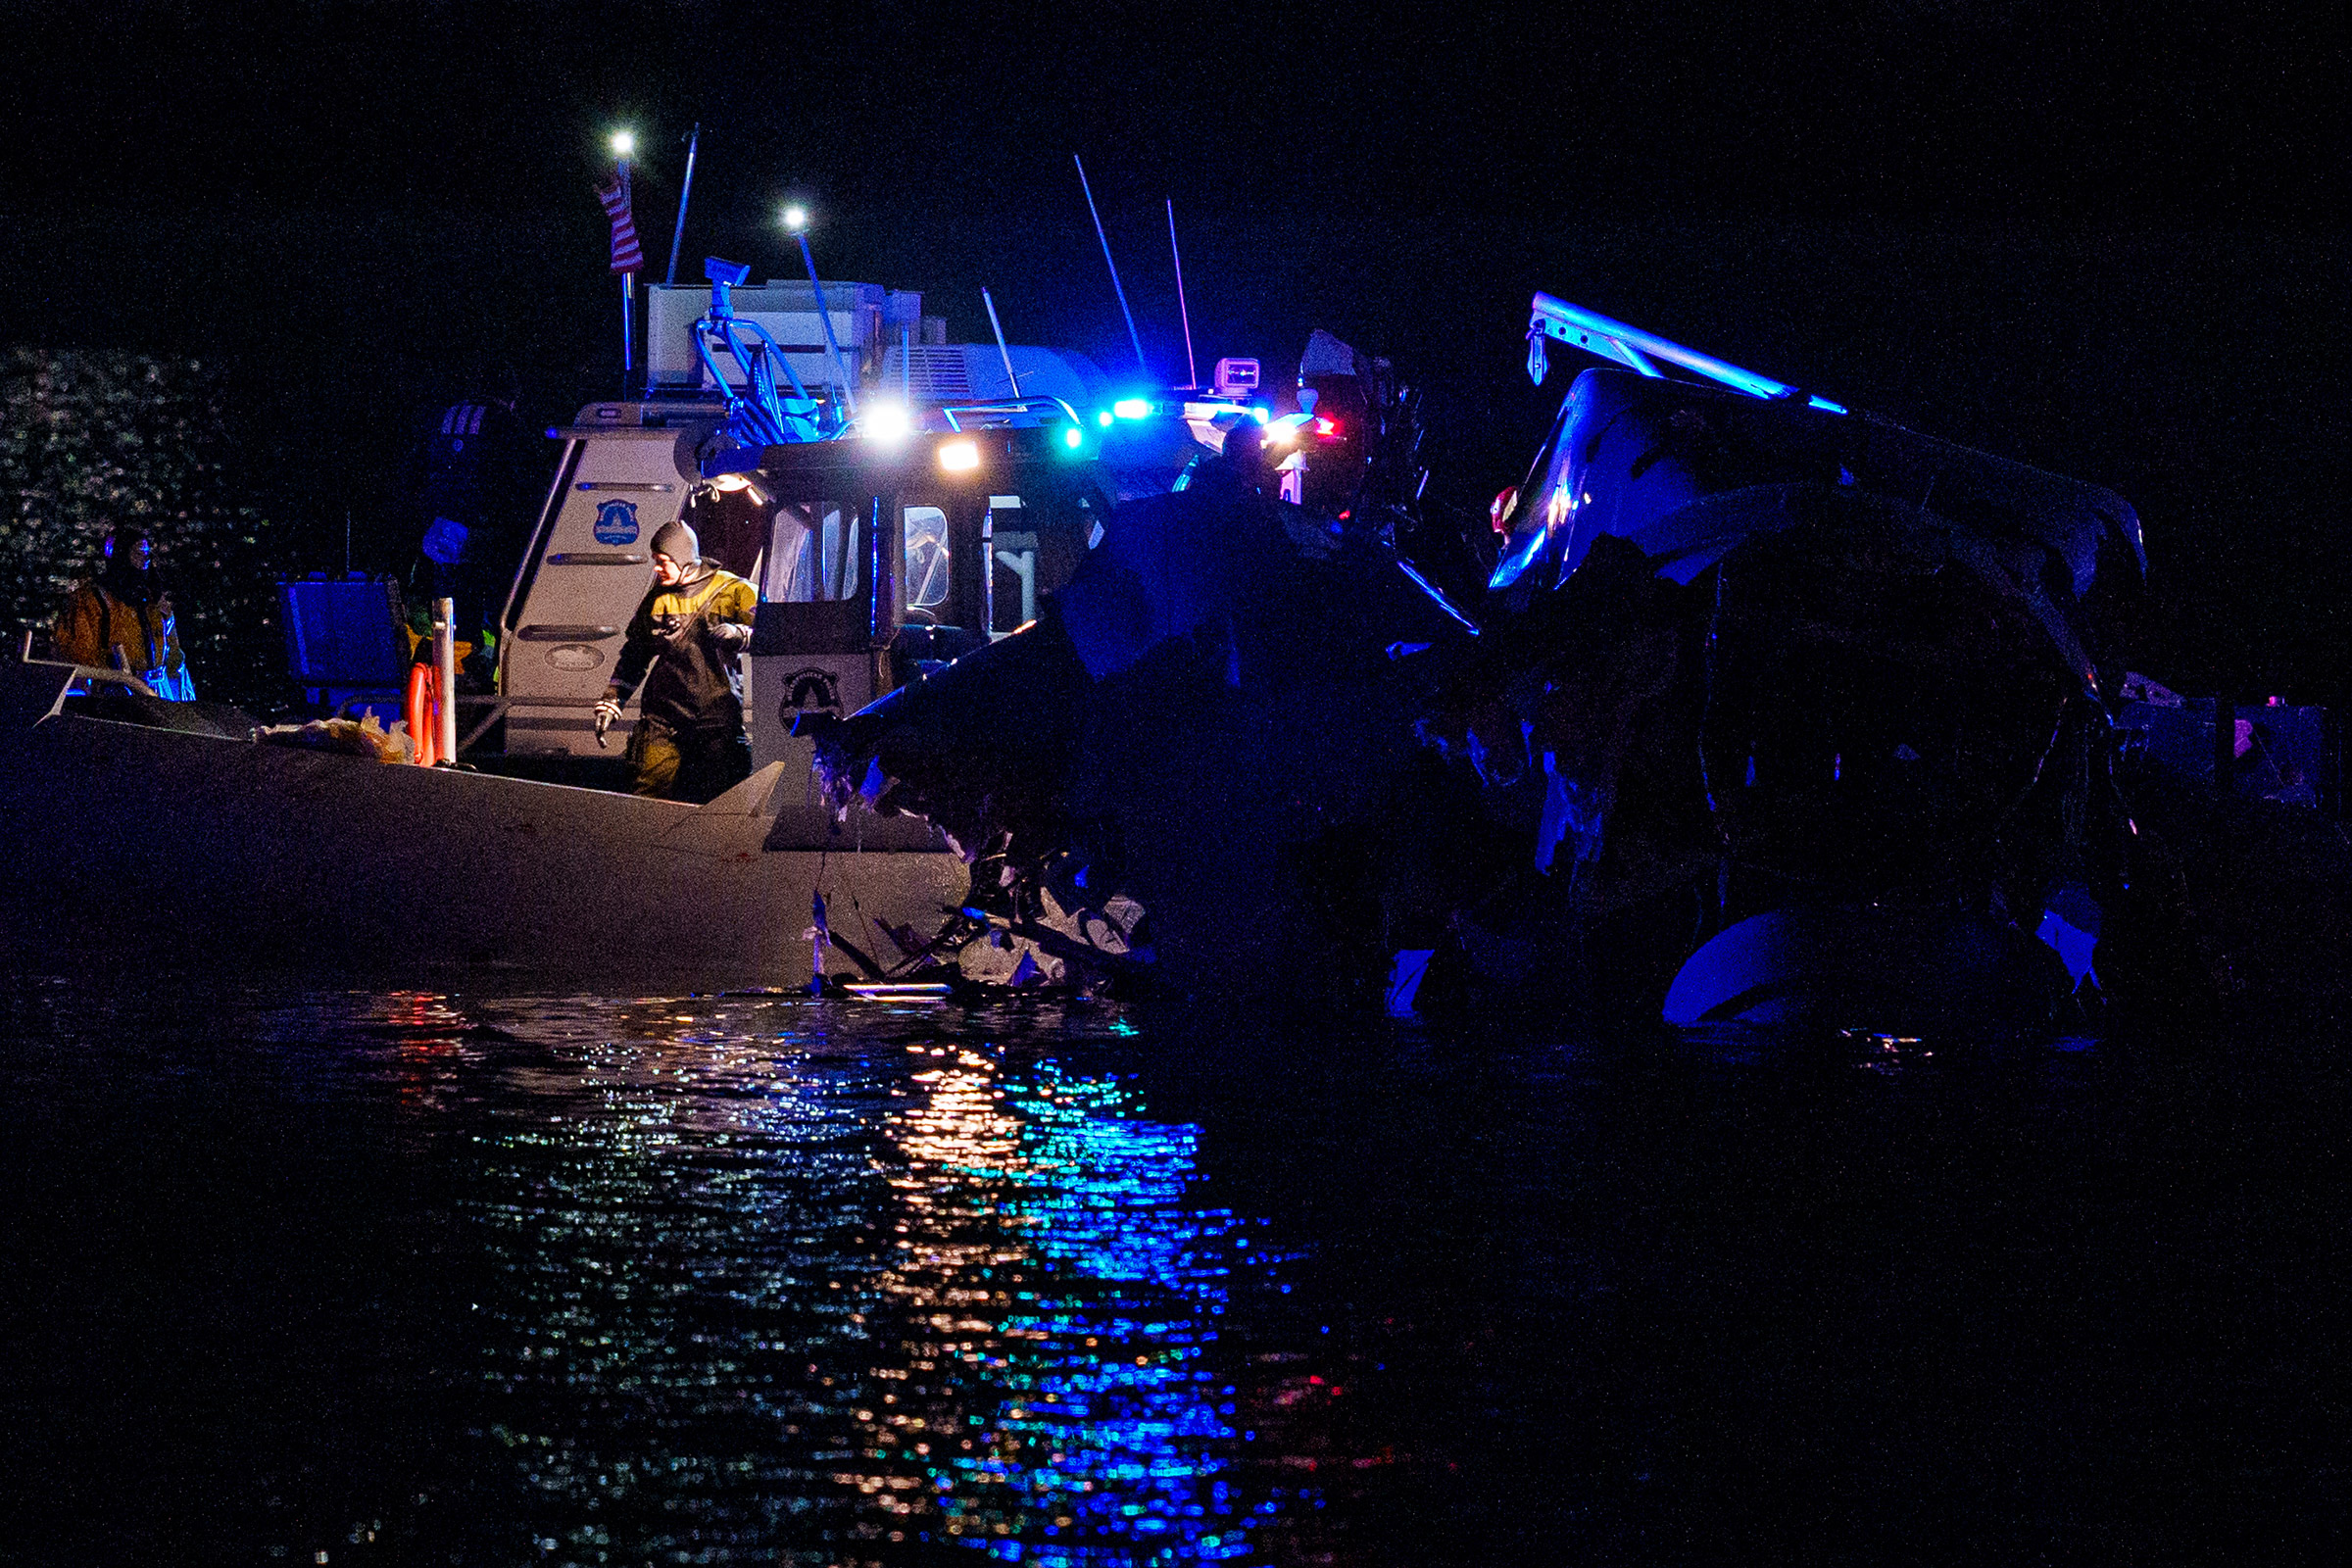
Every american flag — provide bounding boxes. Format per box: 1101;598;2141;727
595;170;644;273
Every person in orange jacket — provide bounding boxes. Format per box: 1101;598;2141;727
53;528;196;700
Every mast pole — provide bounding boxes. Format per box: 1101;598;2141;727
795;227;860;420
1074;154;1149;379
1167;199;1197;390
982;287;1021;397
617;150;635;384
663;122;700;286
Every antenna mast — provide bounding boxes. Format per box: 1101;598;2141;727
982;288;1022;397
1074;154;1150;378
1167;199;1197;390
663;123;700;286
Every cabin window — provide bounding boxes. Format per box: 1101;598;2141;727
903;505;951;615
987;495;1038;632
765;503;861;603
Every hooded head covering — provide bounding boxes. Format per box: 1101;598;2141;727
98;528;160;609
650;517;700;565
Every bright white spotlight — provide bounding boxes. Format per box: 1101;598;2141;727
610;130;636;159
938;439;981;472
861;401;913;444
781;204;808;231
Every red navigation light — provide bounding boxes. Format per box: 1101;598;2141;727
1490;486;1518;535
1314;416;1340;437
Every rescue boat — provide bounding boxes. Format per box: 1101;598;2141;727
1;261;1238;988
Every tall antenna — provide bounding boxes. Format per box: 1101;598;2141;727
663;122;700;286
982;288;1022;397
1074;154;1150;378
1166;199;1197;390
785;212;858;418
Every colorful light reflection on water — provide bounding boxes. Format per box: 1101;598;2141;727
868;1052;1250;1562
432;998;1298;1566
19;975;2351;1567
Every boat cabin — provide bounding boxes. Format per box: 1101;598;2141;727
275;263;1219;781
494;400;1130;787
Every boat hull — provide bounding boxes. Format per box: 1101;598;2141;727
0;670;964;990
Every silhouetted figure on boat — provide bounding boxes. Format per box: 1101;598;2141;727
411;376;531;647
53;527;195;700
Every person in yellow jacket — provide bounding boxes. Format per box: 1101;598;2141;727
594;517;758;801
53;528;196;701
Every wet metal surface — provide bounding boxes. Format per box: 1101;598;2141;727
3;981;2347;1564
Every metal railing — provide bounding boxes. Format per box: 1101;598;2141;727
938;395;1084;432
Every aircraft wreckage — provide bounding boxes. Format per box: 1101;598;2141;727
799;298;2203;1036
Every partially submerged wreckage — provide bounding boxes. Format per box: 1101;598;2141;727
806;296;2204;1035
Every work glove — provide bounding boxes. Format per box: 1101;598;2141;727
593;696;623;748
706;619;753;653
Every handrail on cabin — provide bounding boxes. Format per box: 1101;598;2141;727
693;261;831;448
937;396;1086;433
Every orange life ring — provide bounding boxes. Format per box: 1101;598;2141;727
406;662;439;767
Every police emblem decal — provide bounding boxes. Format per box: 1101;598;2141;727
592;499;641;545
779;667;843;723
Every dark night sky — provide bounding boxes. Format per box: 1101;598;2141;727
2;0;2348;691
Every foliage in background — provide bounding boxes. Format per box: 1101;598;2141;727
2;349;294;706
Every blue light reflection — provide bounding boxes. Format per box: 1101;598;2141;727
860;1051;1255;1562
446;1004;1285;1566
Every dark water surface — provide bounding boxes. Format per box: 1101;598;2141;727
4;980;2346;1566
